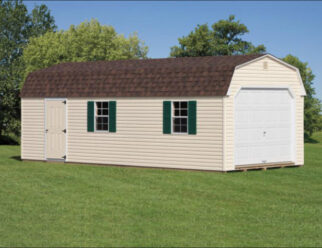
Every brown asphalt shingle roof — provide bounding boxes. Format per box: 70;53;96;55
21;54;264;98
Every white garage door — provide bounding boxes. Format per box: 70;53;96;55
235;88;294;166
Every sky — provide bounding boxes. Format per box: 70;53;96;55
25;1;322;100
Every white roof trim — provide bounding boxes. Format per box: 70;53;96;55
227;54;306;96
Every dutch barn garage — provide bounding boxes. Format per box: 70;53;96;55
20;54;305;171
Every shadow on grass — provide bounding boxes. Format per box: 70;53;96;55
11;156;21;161
0;135;19;145
304;134;319;144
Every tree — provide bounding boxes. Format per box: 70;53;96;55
170;15;266;57
29;4;56;37
0;0;56;138
283;55;321;137
0;0;27;138
23;19;148;77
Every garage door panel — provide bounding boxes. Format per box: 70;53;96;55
235;88;293;166
236;128;264;144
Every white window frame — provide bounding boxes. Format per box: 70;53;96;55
94;101;109;132
172;101;189;134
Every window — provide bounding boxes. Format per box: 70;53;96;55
172;101;188;133
95;101;109;131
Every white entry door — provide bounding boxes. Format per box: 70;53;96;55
46;100;66;160
235;88;293;166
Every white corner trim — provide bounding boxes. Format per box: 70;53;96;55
226;68;236;96
295;68;307;96
227;54;306;96
222;97;225;171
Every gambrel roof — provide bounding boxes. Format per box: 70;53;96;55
21;54;265;98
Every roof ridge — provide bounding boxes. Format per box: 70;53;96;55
31;54;265;69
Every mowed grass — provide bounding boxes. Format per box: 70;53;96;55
0;134;321;247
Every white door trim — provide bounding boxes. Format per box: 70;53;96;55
44;98;67;161
235;85;295;99
234;86;296;167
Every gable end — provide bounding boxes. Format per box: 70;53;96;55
227;54;306;96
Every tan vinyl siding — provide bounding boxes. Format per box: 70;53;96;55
223;56;305;170
21;98;45;160
67;97;224;171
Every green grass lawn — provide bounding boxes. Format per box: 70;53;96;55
0;134;321;247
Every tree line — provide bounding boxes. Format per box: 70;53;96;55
0;0;321;142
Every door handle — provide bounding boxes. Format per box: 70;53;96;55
45;129;48;133
62;129;66;133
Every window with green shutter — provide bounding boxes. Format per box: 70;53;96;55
163;100;197;135
88;101;116;133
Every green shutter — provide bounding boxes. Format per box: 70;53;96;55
109;101;116;132
87;101;94;132
188;101;197;135
163;101;171;134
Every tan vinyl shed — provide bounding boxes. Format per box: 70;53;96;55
20;54;306;171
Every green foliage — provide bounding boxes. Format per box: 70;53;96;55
283;55;322;136
29;4;56;37
0;0;27;137
170;15;266;57
23;19;148;77
0;0;56;138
